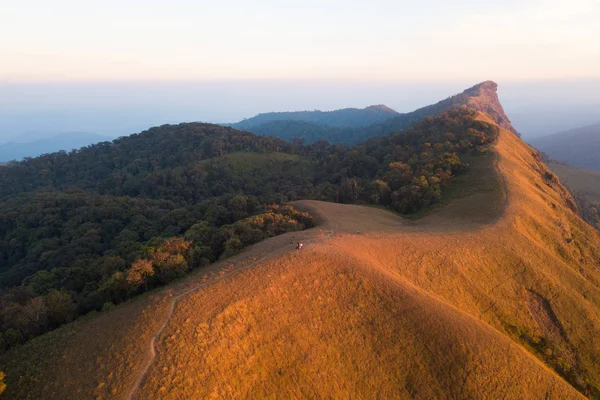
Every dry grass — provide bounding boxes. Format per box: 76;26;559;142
2;117;600;399
138;248;578;399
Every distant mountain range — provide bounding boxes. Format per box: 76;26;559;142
228;104;399;130
0;132;114;162
530;122;600;170
225;81;516;145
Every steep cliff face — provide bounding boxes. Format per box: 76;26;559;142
463;81;516;134
409;80;517;135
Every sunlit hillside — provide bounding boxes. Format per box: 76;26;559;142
2;112;600;399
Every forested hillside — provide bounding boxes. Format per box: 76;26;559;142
0;109;498;351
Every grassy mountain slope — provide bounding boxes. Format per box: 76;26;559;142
530;122;600;170
228;104;399;130
134;120;600;399
2;115;600;399
231;80;516;145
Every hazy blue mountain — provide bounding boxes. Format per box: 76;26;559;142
0;132;114;162
530;122;600;170
227;105;399;130
507;104;600;139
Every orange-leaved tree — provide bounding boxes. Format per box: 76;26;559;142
0;371;6;395
126;259;155;290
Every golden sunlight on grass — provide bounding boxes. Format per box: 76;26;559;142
2;120;600;399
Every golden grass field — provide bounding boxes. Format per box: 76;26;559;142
2;114;600;399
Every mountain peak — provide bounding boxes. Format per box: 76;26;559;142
364;104;397;113
406;80;516;135
464;80;498;95
460;80;516;133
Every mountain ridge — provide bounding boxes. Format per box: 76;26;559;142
228;80;517;145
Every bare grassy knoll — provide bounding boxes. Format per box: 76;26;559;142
2;117;600;399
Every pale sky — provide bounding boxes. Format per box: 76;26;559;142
2;0;600;82
1;0;599;142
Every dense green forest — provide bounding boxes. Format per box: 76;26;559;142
0;108;498;350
